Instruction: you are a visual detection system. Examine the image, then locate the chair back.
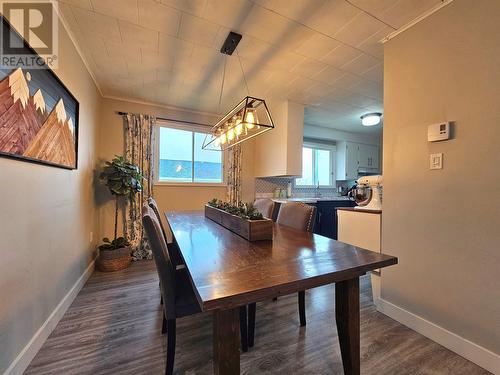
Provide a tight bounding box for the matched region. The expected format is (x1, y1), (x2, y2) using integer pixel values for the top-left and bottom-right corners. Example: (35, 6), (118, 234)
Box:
(276, 202), (317, 232)
(142, 205), (176, 318)
(254, 198), (276, 221)
(148, 197), (168, 240)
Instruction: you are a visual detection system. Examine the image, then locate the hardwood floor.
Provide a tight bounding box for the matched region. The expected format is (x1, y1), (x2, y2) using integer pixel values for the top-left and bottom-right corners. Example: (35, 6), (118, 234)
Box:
(26, 261), (490, 375)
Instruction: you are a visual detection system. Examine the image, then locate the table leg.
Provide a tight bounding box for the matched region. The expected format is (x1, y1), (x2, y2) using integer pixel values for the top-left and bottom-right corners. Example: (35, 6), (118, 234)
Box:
(213, 307), (240, 375)
(335, 277), (360, 375)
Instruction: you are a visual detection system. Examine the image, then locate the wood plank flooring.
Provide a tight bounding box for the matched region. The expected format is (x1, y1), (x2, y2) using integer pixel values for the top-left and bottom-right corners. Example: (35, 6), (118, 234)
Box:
(25, 261), (490, 375)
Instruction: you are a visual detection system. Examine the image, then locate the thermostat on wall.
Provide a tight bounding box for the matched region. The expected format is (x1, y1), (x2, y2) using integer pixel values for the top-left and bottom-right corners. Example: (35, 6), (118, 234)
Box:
(428, 122), (450, 142)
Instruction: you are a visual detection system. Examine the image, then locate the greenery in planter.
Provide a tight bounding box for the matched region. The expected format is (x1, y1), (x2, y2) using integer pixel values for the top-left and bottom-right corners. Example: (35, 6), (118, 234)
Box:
(208, 199), (264, 220)
(99, 156), (143, 251)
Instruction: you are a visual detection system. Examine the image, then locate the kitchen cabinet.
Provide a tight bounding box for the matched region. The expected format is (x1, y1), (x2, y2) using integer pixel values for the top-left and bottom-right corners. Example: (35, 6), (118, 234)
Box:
(358, 144), (379, 170)
(336, 141), (380, 180)
(336, 141), (359, 180)
(313, 200), (356, 239)
(254, 100), (304, 177)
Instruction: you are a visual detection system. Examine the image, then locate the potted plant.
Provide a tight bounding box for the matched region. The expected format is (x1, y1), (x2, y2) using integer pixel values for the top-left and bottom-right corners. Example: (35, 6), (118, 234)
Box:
(97, 155), (143, 272)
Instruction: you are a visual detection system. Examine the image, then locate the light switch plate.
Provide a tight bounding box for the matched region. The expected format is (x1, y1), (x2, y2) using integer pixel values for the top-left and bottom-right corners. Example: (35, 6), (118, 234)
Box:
(430, 153), (443, 170)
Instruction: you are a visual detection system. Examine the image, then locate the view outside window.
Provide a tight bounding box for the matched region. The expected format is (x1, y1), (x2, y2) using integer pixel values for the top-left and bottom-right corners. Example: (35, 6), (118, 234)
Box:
(296, 146), (333, 187)
(158, 127), (222, 183)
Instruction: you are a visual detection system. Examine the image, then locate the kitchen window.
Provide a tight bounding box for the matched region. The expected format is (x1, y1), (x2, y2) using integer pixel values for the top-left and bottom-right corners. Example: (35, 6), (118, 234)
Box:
(295, 143), (336, 187)
(156, 125), (224, 185)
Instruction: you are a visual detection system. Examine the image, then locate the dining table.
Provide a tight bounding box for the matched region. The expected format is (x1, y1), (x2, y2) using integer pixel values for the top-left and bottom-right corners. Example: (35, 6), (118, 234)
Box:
(165, 210), (398, 375)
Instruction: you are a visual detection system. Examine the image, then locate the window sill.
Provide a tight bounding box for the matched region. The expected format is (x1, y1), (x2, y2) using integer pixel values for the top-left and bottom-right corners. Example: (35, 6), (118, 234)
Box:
(155, 181), (227, 187)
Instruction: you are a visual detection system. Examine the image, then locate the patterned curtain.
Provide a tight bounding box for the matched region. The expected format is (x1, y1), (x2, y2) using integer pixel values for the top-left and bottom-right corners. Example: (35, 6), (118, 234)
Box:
(226, 144), (242, 205)
(123, 113), (156, 260)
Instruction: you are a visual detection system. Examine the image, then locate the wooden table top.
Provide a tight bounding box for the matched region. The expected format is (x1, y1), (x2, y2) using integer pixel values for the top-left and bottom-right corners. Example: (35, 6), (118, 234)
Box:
(166, 211), (397, 311)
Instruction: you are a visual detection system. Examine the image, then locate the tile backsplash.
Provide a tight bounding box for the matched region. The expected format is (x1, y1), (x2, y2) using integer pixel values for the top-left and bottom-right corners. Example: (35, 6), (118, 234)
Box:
(255, 177), (353, 198)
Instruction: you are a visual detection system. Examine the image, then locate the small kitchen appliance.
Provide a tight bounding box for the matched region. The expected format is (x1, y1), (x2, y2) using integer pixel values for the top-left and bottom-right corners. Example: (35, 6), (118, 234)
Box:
(352, 175), (383, 211)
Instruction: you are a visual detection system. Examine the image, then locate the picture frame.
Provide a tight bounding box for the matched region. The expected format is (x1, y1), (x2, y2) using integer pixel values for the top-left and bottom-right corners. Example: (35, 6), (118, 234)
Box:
(0, 16), (79, 170)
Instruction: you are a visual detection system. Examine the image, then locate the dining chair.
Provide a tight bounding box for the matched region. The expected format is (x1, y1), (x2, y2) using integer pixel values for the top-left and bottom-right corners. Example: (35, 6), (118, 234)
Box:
(148, 197), (184, 269)
(246, 202), (317, 350)
(253, 198), (277, 221)
(276, 202), (317, 327)
(142, 206), (250, 374)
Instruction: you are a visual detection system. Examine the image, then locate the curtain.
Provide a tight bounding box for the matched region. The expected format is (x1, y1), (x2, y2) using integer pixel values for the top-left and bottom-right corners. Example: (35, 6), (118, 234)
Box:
(123, 113), (156, 260)
(226, 144), (242, 205)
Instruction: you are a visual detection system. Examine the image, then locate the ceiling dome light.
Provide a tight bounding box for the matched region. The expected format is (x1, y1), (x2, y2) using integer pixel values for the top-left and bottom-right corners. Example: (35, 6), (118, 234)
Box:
(361, 112), (382, 126)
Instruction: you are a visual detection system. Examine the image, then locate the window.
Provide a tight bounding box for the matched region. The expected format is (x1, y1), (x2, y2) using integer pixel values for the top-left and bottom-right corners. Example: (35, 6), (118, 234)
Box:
(295, 143), (335, 187)
(157, 125), (223, 184)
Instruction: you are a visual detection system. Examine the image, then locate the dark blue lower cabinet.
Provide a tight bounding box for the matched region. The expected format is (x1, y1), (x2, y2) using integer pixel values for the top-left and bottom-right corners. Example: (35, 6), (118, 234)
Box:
(312, 200), (355, 240)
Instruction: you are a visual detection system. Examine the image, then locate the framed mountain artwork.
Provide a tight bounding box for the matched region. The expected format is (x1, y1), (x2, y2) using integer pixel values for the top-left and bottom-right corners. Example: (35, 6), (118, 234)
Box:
(0, 16), (79, 170)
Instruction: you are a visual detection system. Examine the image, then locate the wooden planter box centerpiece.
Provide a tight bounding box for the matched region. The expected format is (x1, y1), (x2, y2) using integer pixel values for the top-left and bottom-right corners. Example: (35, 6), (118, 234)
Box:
(205, 204), (273, 241)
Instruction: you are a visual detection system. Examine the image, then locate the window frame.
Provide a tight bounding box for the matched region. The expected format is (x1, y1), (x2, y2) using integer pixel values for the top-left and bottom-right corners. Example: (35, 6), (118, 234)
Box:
(295, 142), (336, 188)
(154, 122), (226, 187)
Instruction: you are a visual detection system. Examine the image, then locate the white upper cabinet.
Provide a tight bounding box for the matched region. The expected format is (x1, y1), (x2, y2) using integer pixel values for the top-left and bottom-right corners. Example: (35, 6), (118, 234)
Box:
(336, 141), (359, 180)
(253, 101), (304, 177)
(336, 142), (380, 180)
(358, 144), (379, 170)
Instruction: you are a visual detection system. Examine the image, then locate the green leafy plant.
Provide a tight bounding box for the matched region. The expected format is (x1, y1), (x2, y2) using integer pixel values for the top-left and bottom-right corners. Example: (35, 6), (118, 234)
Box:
(208, 199), (264, 220)
(99, 156), (143, 251)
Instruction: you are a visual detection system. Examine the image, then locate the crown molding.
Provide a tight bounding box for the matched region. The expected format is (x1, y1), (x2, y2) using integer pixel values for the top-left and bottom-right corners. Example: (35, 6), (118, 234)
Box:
(381, 0), (454, 44)
(54, 4), (104, 97)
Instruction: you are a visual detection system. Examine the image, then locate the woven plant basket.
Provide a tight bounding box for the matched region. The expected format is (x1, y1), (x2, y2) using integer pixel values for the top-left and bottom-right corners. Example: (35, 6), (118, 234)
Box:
(97, 246), (131, 272)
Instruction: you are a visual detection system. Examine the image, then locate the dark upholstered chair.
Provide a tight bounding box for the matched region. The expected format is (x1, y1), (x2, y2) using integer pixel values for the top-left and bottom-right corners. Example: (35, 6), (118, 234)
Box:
(142, 205), (200, 375)
(276, 202), (317, 326)
(254, 198), (277, 221)
(143, 206), (250, 374)
(246, 202), (317, 349)
(148, 197), (184, 269)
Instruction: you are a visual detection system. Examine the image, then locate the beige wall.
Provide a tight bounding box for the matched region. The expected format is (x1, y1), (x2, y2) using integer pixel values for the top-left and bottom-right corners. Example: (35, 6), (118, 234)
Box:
(0, 23), (101, 373)
(97, 98), (255, 243)
(382, 0), (500, 357)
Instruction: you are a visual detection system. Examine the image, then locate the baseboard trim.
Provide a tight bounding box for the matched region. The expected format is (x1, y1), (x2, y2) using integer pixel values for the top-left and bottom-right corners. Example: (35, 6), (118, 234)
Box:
(3, 259), (95, 375)
(377, 298), (500, 374)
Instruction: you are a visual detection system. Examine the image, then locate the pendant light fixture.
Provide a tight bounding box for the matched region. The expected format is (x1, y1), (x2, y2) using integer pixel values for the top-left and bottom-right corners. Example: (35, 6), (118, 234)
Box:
(202, 32), (275, 151)
(361, 112), (382, 126)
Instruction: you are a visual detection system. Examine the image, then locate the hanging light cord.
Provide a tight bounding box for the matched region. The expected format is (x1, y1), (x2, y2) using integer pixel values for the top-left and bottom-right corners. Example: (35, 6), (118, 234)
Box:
(218, 55), (228, 113)
(236, 51), (250, 96)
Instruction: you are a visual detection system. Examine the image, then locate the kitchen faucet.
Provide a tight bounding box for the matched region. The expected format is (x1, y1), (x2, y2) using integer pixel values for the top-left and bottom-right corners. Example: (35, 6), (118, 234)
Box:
(315, 182), (322, 198)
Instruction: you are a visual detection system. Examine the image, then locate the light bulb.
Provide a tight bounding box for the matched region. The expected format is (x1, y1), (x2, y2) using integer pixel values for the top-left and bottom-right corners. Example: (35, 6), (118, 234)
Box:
(235, 116), (243, 135)
(245, 109), (256, 129)
(220, 132), (227, 144)
(227, 128), (235, 141)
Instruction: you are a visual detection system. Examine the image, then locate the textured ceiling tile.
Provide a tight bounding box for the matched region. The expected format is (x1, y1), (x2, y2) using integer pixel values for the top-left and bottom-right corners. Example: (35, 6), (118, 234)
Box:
(312, 65), (346, 86)
(334, 12), (387, 46)
(119, 20), (160, 51)
(58, 0), (93, 10)
(290, 57), (329, 79)
(361, 62), (383, 83)
(305, 0), (360, 37)
(138, 0), (181, 36)
(92, 54), (128, 76)
(202, 0), (254, 29)
(381, 0), (442, 29)
(294, 32), (340, 60)
(320, 43), (363, 68)
(348, 78), (383, 99)
(90, 0), (139, 23)
(160, 0), (207, 16)
(105, 41), (141, 64)
(178, 13), (220, 47)
(331, 72), (365, 90)
(341, 53), (381, 75)
(71, 7), (121, 41)
(265, 50), (304, 71)
(356, 26), (392, 59)
(239, 5), (298, 45)
(347, 0), (399, 18)
(252, 0), (327, 23)
(235, 35), (272, 62)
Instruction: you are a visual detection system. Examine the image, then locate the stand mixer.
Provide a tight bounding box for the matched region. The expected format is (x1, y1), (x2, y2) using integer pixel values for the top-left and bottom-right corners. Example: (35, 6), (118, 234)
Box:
(352, 175), (383, 211)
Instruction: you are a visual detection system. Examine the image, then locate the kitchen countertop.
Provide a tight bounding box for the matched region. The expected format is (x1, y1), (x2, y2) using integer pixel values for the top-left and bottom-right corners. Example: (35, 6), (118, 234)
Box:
(337, 207), (382, 214)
